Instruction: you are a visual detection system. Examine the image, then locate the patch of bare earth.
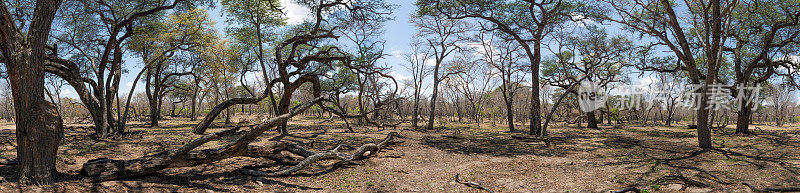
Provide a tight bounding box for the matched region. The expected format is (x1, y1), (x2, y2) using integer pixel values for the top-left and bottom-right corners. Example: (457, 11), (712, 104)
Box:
(0, 118), (798, 192)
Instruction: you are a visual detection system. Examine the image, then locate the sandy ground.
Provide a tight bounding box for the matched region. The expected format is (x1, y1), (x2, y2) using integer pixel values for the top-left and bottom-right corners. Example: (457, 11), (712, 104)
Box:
(0, 117), (798, 192)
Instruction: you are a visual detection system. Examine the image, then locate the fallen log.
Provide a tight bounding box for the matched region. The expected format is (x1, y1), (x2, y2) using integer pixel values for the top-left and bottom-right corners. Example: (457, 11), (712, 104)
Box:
(81, 110), (400, 181)
(242, 132), (399, 176)
(81, 98), (321, 181)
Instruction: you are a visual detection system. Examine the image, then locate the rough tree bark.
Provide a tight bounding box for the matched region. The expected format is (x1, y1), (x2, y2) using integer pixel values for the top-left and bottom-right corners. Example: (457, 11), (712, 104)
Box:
(0, 0), (64, 184)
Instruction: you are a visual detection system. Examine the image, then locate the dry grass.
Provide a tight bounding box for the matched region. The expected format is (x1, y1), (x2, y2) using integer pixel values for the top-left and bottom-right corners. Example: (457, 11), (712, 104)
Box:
(0, 117), (798, 192)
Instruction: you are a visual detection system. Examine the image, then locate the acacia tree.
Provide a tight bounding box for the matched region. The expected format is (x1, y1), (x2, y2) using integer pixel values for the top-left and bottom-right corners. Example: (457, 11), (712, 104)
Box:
(405, 40), (431, 128)
(335, 3), (394, 127)
(47, 0), (202, 137)
(542, 26), (632, 128)
(766, 82), (795, 126)
(199, 38), (250, 125)
(127, 8), (215, 127)
(83, 0), (401, 181)
(452, 43), (494, 125)
(599, 0), (737, 148)
(0, 0), (63, 184)
(478, 32), (525, 131)
(418, 0), (579, 136)
(652, 70), (685, 126)
(724, 0), (800, 134)
(222, 0), (284, 118)
(411, 13), (469, 130)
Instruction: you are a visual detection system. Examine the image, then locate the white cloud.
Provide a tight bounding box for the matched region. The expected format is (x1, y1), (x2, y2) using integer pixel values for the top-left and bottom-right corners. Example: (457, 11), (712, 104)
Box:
(569, 13), (596, 27)
(390, 50), (404, 56)
(388, 71), (411, 82)
(639, 75), (658, 86)
(61, 89), (72, 95)
(125, 82), (133, 87)
(281, 0), (311, 25)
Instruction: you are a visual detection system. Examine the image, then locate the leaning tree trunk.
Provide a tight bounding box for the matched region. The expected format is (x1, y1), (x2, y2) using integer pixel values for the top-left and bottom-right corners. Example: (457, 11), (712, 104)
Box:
(192, 96), (266, 134)
(119, 66), (147, 134)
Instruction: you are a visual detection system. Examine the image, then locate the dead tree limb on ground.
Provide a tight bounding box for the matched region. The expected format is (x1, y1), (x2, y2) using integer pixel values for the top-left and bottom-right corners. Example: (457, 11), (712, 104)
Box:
(242, 132), (399, 176)
(80, 98), (401, 181)
(81, 98), (320, 181)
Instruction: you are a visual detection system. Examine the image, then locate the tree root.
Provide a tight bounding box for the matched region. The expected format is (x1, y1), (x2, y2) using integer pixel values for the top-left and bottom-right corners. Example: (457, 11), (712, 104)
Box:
(242, 132), (400, 177)
(454, 173), (493, 193)
(743, 182), (800, 192)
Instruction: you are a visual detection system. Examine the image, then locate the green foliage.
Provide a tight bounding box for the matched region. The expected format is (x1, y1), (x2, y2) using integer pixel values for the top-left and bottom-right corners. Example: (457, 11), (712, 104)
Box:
(416, 0), (581, 38)
(128, 8), (216, 60)
(542, 26), (633, 88)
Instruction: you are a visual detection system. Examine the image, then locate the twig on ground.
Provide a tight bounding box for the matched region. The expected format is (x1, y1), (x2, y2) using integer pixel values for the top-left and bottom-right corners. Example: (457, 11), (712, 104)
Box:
(454, 173), (493, 193)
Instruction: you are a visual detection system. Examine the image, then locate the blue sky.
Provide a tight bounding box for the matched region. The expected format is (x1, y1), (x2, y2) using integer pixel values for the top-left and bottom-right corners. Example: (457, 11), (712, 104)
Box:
(59, 0), (418, 99)
(52, 0), (690, 100)
(54, 0), (799, 104)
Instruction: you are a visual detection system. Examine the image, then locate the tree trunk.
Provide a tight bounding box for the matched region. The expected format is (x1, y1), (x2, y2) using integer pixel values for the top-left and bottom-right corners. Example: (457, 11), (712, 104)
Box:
(528, 38), (542, 136)
(149, 96), (160, 127)
(586, 111), (598, 129)
(426, 69), (441, 130)
(505, 99), (515, 132)
(411, 94), (420, 128)
(192, 96), (266, 134)
(666, 108), (675, 126)
(1, 0), (64, 184)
